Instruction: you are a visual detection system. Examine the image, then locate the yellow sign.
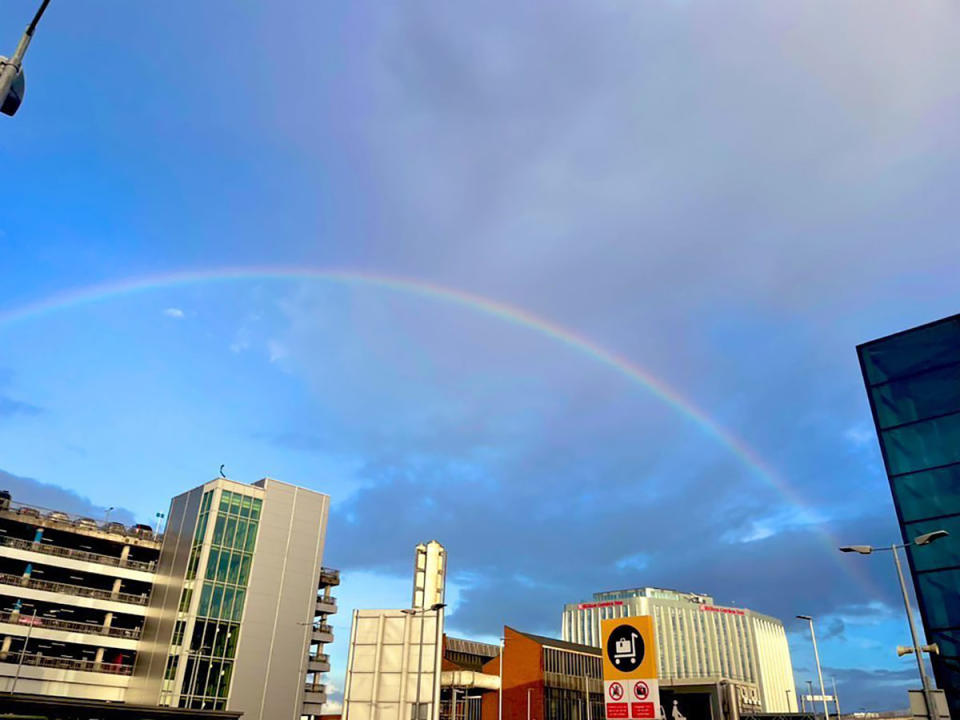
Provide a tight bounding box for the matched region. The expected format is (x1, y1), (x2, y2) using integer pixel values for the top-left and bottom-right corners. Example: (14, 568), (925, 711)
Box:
(601, 616), (658, 680)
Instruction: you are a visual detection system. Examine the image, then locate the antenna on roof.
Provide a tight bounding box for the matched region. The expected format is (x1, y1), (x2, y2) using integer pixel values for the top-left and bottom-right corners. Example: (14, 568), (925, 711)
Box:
(219, 464), (227, 478)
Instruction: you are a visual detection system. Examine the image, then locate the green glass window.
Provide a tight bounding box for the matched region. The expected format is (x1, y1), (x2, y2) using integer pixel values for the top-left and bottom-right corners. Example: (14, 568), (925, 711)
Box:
(905, 517), (960, 572)
(219, 491), (232, 514)
(205, 549), (219, 580)
(172, 620), (186, 646)
(198, 584), (212, 616)
(228, 553), (241, 584)
(871, 363), (960, 430)
(224, 517), (237, 548)
(861, 318), (960, 385)
(230, 492), (241, 516)
(217, 550), (230, 582)
(212, 515), (225, 546)
(240, 496), (252, 518)
(244, 526), (257, 552)
(210, 585), (224, 618)
(251, 499), (262, 521)
(222, 587), (235, 620)
(917, 569), (960, 630)
(882, 413), (960, 476)
(239, 555), (252, 585)
(232, 589), (246, 622)
(893, 465), (960, 523)
(164, 654), (179, 680)
(233, 520), (247, 551)
(178, 588), (193, 613)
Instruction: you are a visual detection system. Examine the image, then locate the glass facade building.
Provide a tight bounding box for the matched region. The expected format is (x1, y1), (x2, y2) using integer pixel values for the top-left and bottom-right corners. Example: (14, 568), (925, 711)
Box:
(858, 313), (960, 715)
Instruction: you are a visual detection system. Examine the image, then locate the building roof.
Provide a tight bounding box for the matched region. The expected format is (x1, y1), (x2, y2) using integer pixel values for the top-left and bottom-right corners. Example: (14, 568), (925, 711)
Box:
(513, 629), (601, 655)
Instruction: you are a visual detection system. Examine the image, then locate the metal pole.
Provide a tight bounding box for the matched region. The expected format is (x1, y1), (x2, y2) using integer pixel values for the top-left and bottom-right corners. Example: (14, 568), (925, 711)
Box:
(832, 678), (840, 720)
(584, 675), (592, 720)
(499, 638), (504, 720)
(527, 688), (531, 720)
(0, 0), (51, 103)
(786, 690), (792, 713)
(807, 681), (814, 717)
(432, 607), (444, 720)
(894, 544), (937, 720)
(414, 610), (426, 720)
(805, 619), (830, 720)
(11, 608), (37, 693)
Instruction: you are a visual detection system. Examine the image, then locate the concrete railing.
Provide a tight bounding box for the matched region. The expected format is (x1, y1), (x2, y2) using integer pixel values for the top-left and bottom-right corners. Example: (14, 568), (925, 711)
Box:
(0, 610), (141, 639)
(0, 535), (156, 572)
(0, 650), (133, 675)
(0, 573), (149, 606)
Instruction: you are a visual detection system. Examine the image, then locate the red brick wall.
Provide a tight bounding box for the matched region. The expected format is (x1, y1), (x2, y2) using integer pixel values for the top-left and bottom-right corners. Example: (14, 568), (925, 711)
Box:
(480, 628), (545, 720)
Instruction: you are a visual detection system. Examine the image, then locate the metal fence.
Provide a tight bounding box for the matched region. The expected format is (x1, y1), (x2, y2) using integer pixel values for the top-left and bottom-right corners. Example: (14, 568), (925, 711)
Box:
(0, 572), (149, 605)
(0, 610), (141, 639)
(0, 535), (156, 572)
(0, 650), (133, 675)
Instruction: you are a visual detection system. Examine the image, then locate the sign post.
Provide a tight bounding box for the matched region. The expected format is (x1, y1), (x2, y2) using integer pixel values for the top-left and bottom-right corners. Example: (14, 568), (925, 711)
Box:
(602, 616), (660, 720)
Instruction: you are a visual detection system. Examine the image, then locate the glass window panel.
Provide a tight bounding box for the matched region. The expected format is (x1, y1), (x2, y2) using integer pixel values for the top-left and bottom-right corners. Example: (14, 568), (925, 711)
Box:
(179, 588), (193, 613)
(894, 465), (960, 523)
(205, 549), (219, 580)
(233, 589), (246, 622)
(233, 521), (247, 551)
(239, 555), (252, 585)
(917, 568), (960, 629)
(218, 660), (234, 698)
(222, 587), (236, 622)
(205, 659), (221, 697)
(225, 624), (239, 657)
(240, 496), (252, 518)
(882, 414), (960, 476)
(210, 585), (224, 619)
(904, 517), (960, 572)
(860, 319), (960, 385)
(251, 499), (262, 521)
(871, 363), (960, 429)
(230, 493), (242, 516)
(201, 491), (212, 512)
(224, 517), (237, 548)
(181, 657), (196, 696)
(213, 622), (229, 656)
(244, 525), (257, 552)
(228, 552), (241, 585)
(217, 551), (230, 582)
(219, 491), (232, 513)
(193, 514), (208, 543)
(198, 585), (211, 616)
(212, 516), (225, 546)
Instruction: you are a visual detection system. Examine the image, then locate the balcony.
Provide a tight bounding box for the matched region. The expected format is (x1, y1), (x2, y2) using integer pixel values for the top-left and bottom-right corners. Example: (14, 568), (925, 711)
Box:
(311, 623), (334, 644)
(307, 652), (330, 672)
(0, 610), (141, 640)
(316, 595), (337, 615)
(303, 682), (326, 705)
(0, 650), (133, 676)
(0, 535), (156, 572)
(319, 567), (340, 586)
(0, 572), (149, 606)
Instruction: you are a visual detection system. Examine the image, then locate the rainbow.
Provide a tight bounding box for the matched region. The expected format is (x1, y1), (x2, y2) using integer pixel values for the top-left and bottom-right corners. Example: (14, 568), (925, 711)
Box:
(0, 266), (872, 589)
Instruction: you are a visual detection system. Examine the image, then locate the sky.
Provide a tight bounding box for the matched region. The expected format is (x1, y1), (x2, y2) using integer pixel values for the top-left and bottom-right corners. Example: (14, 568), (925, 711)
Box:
(2, 0), (960, 712)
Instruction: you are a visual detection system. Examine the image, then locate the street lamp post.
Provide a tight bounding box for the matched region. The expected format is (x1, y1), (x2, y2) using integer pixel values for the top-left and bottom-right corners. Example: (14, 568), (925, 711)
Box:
(797, 616), (830, 720)
(11, 607), (37, 693)
(840, 529), (950, 720)
(0, 0), (51, 115)
(832, 677), (841, 720)
(402, 602), (447, 720)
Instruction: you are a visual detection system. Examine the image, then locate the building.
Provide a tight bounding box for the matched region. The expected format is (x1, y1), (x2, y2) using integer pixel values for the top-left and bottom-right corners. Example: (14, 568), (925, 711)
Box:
(129, 476), (336, 720)
(562, 587), (796, 713)
(857, 313), (960, 716)
(0, 475), (339, 720)
(0, 495), (160, 700)
(342, 540), (448, 720)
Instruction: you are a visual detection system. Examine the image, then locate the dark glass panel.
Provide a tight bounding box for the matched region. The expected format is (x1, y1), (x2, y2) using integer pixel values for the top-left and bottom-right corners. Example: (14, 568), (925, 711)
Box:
(240, 496), (252, 518)
(232, 521), (247, 551)
(222, 587), (235, 621)
(903, 517), (960, 571)
(894, 465), (960, 522)
(230, 493), (241, 516)
(210, 585), (224, 619)
(228, 552), (241, 585)
(860, 318), (960, 385)
(180, 656), (196, 696)
(217, 551), (230, 582)
(224, 517), (237, 548)
(872, 363), (960, 429)
(198, 584), (212, 616)
(244, 524), (258, 552)
(212, 516), (225, 546)
(917, 568), (960, 629)
(250, 499), (262, 521)
(882, 414), (960, 476)
(218, 660), (234, 698)
(219, 492), (231, 514)
(205, 549), (219, 580)
(233, 589), (246, 622)
(239, 554), (252, 585)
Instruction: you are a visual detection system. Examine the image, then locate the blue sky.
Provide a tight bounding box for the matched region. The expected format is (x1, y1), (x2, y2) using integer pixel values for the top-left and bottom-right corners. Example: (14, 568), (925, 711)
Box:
(2, 0), (960, 711)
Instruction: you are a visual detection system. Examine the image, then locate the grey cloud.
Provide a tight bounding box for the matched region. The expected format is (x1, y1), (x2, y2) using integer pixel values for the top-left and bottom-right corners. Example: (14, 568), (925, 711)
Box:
(0, 469), (136, 525)
(0, 395), (42, 418)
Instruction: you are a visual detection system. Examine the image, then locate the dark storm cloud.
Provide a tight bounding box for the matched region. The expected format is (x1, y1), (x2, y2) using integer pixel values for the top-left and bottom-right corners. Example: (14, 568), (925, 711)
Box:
(0, 468), (136, 524)
(824, 667), (917, 714)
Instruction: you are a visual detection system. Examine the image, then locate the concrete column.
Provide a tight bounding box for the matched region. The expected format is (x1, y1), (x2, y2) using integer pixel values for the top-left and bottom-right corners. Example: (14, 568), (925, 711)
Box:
(1, 635), (11, 660)
(111, 578), (122, 598)
(94, 647), (105, 669)
(102, 612), (114, 634)
(120, 545), (131, 565)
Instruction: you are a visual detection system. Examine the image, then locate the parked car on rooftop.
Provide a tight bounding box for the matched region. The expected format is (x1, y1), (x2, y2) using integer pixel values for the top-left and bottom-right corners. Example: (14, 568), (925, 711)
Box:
(76, 517), (98, 530)
(46, 511), (69, 523)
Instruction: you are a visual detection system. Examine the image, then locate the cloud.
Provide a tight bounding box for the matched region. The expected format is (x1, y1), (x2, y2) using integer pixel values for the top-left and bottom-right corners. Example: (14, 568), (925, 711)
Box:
(0, 468), (136, 524)
(0, 396), (42, 418)
(163, 307), (185, 318)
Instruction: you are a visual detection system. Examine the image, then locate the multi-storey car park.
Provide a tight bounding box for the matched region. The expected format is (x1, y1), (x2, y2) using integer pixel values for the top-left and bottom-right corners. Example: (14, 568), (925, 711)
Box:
(0, 476), (339, 720)
(0, 491), (160, 700)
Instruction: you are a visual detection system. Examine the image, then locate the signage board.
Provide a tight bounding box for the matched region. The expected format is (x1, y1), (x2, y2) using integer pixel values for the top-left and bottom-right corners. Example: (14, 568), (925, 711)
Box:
(602, 616), (659, 720)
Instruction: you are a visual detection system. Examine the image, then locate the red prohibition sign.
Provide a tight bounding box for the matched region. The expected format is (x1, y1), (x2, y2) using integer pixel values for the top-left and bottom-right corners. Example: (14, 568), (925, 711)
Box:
(609, 682), (624, 701)
(634, 681), (649, 700)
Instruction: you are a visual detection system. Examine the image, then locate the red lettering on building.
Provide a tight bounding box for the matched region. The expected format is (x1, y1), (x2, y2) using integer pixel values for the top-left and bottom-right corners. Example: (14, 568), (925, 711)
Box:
(700, 606), (745, 616)
(578, 601), (625, 610)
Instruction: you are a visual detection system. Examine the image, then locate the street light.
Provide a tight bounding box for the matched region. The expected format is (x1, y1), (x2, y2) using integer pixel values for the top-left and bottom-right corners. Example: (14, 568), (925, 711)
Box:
(402, 602), (447, 720)
(839, 529), (949, 720)
(0, 0), (52, 117)
(796, 616), (830, 720)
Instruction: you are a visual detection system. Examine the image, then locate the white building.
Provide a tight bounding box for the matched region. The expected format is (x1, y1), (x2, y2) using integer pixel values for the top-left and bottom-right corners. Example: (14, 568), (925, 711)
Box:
(343, 540), (448, 720)
(562, 587), (797, 713)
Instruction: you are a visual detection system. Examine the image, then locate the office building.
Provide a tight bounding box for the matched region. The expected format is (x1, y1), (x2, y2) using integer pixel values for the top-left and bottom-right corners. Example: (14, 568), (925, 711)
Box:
(342, 541), (447, 720)
(858, 313), (960, 716)
(0, 496), (159, 699)
(562, 587), (796, 713)
(130, 476), (335, 720)
(0, 475), (338, 720)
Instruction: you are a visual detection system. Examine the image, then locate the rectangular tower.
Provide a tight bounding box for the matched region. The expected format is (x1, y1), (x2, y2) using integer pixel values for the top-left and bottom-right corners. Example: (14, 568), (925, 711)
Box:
(858, 313), (960, 716)
(130, 476), (334, 720)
